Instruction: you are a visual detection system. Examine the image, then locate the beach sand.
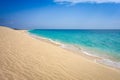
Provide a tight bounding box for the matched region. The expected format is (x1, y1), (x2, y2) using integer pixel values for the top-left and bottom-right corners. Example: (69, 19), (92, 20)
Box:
(0, 26), (120, 80)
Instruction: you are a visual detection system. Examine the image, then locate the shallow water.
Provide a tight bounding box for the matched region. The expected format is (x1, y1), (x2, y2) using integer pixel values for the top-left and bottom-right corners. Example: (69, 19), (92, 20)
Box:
(29, 29), (120, 68)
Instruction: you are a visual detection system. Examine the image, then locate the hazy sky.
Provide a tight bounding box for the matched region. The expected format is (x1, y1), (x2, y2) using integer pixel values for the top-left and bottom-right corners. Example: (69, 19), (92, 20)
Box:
(0, 0), (120, 29)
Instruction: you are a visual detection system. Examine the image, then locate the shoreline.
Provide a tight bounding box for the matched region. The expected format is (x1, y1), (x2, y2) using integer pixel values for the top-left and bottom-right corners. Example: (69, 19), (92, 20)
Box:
(27, 31), (120, 70)
(1, 26), (120, 80)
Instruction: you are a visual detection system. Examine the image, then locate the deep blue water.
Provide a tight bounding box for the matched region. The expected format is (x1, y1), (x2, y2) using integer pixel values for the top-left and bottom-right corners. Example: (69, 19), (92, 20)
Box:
(29, 29), (120, 62)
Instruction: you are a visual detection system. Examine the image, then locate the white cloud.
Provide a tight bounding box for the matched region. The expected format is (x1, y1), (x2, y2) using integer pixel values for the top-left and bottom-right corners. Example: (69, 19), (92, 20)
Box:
(54, 0), (120, 4)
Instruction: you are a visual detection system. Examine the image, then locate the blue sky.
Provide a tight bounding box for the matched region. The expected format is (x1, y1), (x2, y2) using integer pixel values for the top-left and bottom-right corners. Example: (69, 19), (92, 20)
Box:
(0, 0), (120, 29)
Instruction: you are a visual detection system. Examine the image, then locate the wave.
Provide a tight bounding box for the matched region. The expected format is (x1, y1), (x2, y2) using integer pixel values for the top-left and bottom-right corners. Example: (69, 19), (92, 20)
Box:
(96, 59), (120, 69)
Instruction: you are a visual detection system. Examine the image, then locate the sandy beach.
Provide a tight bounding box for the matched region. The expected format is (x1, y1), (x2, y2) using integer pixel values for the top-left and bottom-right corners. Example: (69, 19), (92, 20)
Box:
(0, 26), (120, 80)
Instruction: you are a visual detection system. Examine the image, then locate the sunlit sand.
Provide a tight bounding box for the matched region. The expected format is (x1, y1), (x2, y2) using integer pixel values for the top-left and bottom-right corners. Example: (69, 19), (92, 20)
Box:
(0, 26), (120, 80)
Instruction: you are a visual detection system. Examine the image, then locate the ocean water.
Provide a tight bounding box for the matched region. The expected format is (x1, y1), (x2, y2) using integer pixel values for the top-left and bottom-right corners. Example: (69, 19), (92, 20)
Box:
(29, 29), (120, 68)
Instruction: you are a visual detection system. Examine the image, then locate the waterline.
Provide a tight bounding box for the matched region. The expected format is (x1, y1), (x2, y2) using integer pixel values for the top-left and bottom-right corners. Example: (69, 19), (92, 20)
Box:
(28, 29), (120, 69)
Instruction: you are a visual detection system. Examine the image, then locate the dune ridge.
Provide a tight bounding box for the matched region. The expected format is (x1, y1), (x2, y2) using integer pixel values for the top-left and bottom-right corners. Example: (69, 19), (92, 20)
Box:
(0, 26), (120, 80)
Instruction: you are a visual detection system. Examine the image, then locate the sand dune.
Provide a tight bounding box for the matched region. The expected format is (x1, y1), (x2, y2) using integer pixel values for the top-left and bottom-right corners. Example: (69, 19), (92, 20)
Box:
(0, 26), (120, 80)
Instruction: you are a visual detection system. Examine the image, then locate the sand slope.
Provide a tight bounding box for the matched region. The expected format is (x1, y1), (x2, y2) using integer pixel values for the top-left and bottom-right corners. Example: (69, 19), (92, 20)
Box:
(0, 26), (120, 80)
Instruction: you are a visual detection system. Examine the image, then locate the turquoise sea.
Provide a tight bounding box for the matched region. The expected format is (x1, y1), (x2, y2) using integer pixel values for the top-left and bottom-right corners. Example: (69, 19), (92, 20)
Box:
(29, 29), (120, 68)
